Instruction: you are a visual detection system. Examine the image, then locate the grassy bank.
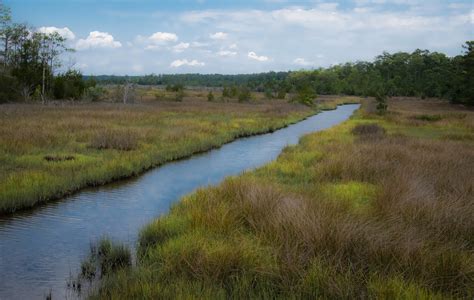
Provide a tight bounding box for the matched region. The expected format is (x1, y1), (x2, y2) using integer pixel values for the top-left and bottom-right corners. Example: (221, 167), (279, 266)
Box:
(0, 95), (355, 214)
(91, 98), (474, 299)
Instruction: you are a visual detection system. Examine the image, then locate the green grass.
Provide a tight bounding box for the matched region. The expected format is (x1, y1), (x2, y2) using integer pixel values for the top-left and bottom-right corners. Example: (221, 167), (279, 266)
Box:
(2, 96), (358, 214)
(90, 98), (474, 299)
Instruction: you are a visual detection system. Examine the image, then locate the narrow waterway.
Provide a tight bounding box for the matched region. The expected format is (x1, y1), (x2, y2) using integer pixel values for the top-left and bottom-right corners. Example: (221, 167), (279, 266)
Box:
(0, 104), (359, 299)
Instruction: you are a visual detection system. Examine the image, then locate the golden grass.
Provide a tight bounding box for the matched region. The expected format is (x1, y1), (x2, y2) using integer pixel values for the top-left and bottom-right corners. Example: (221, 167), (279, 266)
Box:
(91, 98), (474, 299)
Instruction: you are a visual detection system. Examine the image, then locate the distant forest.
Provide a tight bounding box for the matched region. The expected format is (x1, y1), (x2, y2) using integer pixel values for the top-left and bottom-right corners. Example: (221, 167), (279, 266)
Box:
(92, 43), (474, 106)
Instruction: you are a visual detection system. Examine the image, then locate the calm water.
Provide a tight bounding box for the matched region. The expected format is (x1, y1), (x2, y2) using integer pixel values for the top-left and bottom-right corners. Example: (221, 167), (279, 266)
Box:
(0, 104), (358, 299)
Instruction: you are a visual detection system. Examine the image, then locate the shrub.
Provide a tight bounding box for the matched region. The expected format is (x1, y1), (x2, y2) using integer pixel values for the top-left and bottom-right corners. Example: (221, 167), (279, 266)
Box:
(414, 114), (442, 122)
(207, 91), (215, 102)
(84, 86), (106, 102)
(375, 93), (388, 114)
(43, 155), (75, 162)
(238, 86), (251, 102)
(175, 90), (185, 102)
(351, 123), (386, 136)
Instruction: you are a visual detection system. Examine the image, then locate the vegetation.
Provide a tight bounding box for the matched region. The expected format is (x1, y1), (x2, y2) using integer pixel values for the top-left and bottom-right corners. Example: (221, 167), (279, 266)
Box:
(0, 2), (94, 103)
(91, 98), (474, 299)
(0, 95), (329, 214)
(89, 43), (473, 106)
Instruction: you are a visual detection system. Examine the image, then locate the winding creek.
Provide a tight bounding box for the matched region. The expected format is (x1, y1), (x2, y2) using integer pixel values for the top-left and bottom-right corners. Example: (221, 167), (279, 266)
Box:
(0, 104), (359, 299)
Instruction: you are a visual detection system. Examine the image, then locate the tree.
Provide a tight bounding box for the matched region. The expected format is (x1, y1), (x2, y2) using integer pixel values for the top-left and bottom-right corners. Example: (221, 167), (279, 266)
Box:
(459, 41), (474, 105)
(53, 69), (86, 100)
(0, 1), (11, 67)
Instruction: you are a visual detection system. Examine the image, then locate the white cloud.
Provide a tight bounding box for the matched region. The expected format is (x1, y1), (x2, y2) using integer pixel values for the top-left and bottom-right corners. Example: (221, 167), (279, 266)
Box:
(37, 26), (75, 40)
(173, 42), (190, 52)
(228, 43), (238, 50)
(76, 31), (122, 50)
(170, 59), (205, 68)
(294, 58), (313, 66)
(217, 50), (237, 57)
(149, 32), (178, 43)
(248, 51), (269, 62)
(210, 32), (228, 40)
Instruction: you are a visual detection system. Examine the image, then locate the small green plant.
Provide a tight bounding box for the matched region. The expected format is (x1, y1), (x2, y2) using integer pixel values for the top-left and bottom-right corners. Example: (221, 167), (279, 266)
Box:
(414, 114), (442, 122)
(238, 86), (251, 102)
(84, 86), (106, 102)
(207, 91), (215, 102)
(175, 89), (185, 102)
(264, 88), (274, 99)
(351, 123), (385, 137)
(375, 93), (388, 114)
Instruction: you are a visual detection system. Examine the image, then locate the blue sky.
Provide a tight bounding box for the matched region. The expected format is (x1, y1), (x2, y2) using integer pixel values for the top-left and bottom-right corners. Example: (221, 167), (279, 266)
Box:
(5, 0), (473, 75)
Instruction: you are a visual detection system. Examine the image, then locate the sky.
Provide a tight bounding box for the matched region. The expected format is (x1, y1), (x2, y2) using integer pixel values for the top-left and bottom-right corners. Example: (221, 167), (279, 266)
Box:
(5, 0), (474, 75)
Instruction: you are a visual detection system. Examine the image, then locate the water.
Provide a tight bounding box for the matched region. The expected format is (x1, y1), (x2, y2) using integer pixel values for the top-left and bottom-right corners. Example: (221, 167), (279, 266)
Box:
(0, 104), (358, 299)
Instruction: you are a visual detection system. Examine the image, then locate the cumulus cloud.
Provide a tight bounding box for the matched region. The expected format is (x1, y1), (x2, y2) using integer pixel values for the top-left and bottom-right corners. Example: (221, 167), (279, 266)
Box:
(248, 51), (269, 62)
(217, 50), (237, 57)
(170, 59), (205, 67)
(210, 32), (228, 40)
(173, 42), (190, 52)
(76, 31), (121, 50)
(149, 32), (178, 43)
(37, 26), (75, 40)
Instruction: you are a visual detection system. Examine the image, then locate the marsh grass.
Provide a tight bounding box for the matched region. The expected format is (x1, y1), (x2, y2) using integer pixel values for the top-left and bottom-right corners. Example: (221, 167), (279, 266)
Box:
(92, 98), (474, 299)
(90, 129), (139, 151)
(1, 94), (351, 214)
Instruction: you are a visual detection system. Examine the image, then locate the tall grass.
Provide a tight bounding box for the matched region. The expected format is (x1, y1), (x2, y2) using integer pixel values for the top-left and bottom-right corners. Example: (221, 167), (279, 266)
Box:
(91, 98), (474, 299)
(1, 95), (353, 214)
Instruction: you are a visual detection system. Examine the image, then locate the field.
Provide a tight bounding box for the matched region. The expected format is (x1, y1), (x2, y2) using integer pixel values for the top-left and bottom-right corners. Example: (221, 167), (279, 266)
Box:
(0, 90), (355, 214)
(89, 98), (474, 299)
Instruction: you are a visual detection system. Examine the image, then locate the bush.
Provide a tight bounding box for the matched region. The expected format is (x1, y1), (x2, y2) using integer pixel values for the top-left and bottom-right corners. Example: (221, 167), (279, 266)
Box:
(0, 73), (20, 102)
(84, 86), (106, 102)
(238, 86), (251, 102)
(414, 114), (442, 122)
(351, 124), (386, 136)
(207, 91), (215, 102)
(175, 90), (185, 102)
(375, 93), (388, 114)
(53, 70), (86, 100)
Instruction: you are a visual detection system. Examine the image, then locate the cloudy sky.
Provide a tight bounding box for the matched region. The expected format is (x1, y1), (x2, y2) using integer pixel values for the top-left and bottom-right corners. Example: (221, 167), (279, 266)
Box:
(6, 0), (473, 75)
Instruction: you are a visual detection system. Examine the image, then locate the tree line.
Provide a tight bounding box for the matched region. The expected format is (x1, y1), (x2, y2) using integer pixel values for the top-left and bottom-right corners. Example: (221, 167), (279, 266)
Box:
(92, 43), (473, 106)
